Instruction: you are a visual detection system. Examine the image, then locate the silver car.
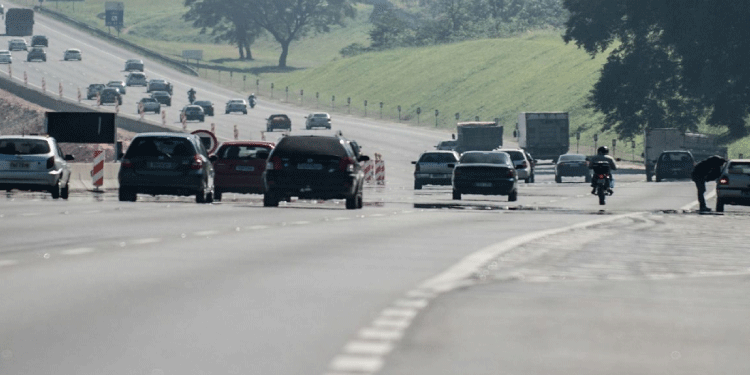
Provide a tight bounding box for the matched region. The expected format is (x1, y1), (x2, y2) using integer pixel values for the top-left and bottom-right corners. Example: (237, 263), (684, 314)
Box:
(0, 50), (11, 64)
(0, 135), (74, 199)
(715, 159), (750, 212)
(412, 150), (460, 189)
(305, 112), (332, 129)
(496, 148), (534, 183)
(8, 39), (27, 51)
(126, 72), (147, 86)
(63, 48), (81, 61)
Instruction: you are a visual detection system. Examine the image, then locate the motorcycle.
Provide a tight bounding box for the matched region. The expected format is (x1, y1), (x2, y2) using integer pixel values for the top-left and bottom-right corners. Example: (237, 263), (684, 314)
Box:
(248, 96), (256, 108)
(591, 161), (613, 205)
(188, 90), (196, 104)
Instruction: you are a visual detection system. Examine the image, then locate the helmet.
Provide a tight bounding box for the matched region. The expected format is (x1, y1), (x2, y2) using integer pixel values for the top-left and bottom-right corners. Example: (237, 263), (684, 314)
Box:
(597, 146), (609, 155)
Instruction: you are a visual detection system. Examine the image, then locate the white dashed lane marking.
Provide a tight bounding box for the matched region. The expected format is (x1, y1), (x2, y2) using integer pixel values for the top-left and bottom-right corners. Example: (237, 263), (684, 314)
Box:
(343, 341), (393, 356)
(329, 355), (383, 373)
(131, 238), (161, 245)
(60, 248), (95, 255)
(194, 230), (220, 237)
(0, 260), (19, 267)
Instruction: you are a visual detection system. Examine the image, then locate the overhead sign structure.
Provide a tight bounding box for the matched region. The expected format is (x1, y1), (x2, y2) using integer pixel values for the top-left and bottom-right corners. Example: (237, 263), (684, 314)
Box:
(191, 130), (217, 154)
(104, 2), (123, 27)
(182, 50), (203, 61)
(45, 112), (117, 144)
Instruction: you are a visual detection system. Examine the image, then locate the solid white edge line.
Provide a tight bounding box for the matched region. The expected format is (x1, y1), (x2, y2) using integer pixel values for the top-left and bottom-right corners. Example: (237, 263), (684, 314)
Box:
(0, 260), (19, 267)
(680, 188), (717, 211)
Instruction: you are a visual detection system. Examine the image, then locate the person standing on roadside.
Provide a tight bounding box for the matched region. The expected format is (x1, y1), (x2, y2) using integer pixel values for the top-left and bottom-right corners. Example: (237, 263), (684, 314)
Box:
(691, 155), (727, 212)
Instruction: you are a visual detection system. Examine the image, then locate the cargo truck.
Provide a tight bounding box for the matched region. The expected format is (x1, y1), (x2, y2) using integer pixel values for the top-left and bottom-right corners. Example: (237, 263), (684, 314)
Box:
(516, 112), (569, 161)
(5, 8), (34, 36)
(643, 128), (727, 181)
(454, 121), (503, 154)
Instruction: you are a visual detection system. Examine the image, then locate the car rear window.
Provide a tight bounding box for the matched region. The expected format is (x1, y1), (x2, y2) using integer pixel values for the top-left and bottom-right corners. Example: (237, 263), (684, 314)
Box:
(125, 137), (195, 158)
(218, 145), (272, 160)
(459, 152), (509, 164)
(273, 137), (348, 158)
(728, 162), (750, 174)
(559, 154), (586, 162)
(313, 114), (328, 118)
(0, 139), (50, 155)
(500, 150), (524, 161)
(419, 153), (457, 163)
(660, 153), (692, 162)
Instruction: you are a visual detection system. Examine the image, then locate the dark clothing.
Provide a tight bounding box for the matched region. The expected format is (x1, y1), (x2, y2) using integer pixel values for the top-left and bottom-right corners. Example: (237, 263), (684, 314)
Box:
(589, 154), (617, 188)
(691, 155), (726, 182)
(695, 179), (707, 210)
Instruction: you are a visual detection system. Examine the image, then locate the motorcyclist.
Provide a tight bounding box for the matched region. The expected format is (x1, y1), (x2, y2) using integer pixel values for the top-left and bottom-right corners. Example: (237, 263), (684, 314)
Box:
(691, 155), (727, 212)
(589, 146), (617, 195)
(187, 88), (196, 104)
(248, 93), (256, 108)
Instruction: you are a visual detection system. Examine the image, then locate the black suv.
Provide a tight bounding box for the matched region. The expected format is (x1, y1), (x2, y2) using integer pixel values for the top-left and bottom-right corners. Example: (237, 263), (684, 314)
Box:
(654, 150), (695, 182)
(99, 87), (122, 105)
(263, 135), (369, 209)
(26, 47), (46, 62)
(181, 105), (205, 122)
(118, 133), (215, 203)
(87, 83), (105, 99)
(31, 35), (48, 47)
(266, 114), (292, 132)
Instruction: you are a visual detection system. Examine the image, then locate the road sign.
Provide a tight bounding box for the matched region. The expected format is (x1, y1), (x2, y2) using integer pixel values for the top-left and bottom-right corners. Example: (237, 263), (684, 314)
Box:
(182, 50), (203, 60)
(105, 2), (124, 27)
(191, 130), (218, 154)
(45, 112), (117, 144)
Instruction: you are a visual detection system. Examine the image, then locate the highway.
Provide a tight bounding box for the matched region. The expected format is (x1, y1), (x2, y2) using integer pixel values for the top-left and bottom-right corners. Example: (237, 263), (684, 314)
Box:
(1, 10), (750, 375)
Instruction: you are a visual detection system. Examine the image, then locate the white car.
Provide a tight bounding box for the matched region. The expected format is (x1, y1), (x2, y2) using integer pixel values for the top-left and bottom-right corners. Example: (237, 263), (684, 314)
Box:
(0, 135), (75, 199)
(0, 50), (12, 64)
(63, 48), (81, 61)
(496, 148), (535, 183)
(8, 39), (27, 51)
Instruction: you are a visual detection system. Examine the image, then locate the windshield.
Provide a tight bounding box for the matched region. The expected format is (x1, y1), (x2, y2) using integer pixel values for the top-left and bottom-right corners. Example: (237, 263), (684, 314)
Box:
(459, 152), (509, 164)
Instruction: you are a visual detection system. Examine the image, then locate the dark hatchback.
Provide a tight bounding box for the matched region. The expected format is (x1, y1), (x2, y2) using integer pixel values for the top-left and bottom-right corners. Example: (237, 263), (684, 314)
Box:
(151, 91), (172, 106)
(266, 114), (292, 132)
(654, 150), (695, 182)
(118, 133), (215, 203)
(450, 151), (518, 201)
(87, 83), (105, 99)
(262, 135), (369, 209)
(99, 87), (122, 105)
(555, 153), (591, 182)
(193, 100), (214, 116)
(210, 141), (274, 201)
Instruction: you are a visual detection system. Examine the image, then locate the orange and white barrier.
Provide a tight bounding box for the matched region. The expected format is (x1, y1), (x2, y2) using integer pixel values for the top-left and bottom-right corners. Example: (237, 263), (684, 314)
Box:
(92, 150), (104, 189)
(77, 88), (81, 103)
(23, 71), (27, 85)
(364, 153), (385, 185)
(364, 160), (374, 183)
(233, 125), (238, 140)
(41, 77), (46, 93)
(58, 82), (63, 98)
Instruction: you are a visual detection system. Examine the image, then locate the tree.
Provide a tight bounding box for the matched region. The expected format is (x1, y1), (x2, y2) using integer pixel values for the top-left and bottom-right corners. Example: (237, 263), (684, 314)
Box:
(183, 0), (262, 60)
(563, 0), (750, 138)
(246, 0), (356, 68)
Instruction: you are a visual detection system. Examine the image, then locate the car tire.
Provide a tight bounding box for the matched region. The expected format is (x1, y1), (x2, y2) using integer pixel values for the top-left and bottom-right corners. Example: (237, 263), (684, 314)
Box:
(655, 174), (662, 182)
(50, 182), (60, 199)
(61, 183), (69, 200)
(205, 191), (214, 204)
(263, 192), (279, 207)
(529, 173), (535, 183)
(356, 190), (364, 209)
(508, 189), (518, 202)
(414, 181), (422, 190)
(118, 188), (136, 202)
(346, 192), (358, 210)
(452, 190), (461, 200)
(585, 174), (591, 183)
(226, 111), (230, 115)
(214, 191), (222, 202)
(716, 198), (724, 213)
(524, 177), (530, 183)
(555, 175), (562, 183)
(243, 111), (247, 115)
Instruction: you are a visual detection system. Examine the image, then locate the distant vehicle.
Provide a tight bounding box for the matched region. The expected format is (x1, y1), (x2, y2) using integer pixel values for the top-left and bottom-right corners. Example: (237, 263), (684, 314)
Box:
(63, 48), (81, 61)
(455, 121), (503, 154)
(716, 159), (750, 212)
(26, 47), (45, 62)
(225, 99), (248, 114)
(266, 114), (292, 132)
(5, 8), (34, 37)
(147, 79), (172, 94)
(137, 97), (161, 114)
(124, 59), (144, 72)
(150, 91), (171, 106)
(654, 150), (695, 182)
(412, 150), (459, 190)
(8, 38), (28, 51)
(180, 105), (205, 122)
(193, 100), (214, 116)
(0, 135), (75, 199)
(87, 83), (106, 100)
(305, 113), (332, 129)
(210, 141), (275, 201)
(99, 87), (122, 105)
(555, 153), (591, 183)
(0, 50), (12, 64)
(30, 35), (47, 47)
(107, 80), (126, 95)
(262, 134), (369, 209)
(516, 112), (569, 161)
(450, 151), (518, 201)
(496, 148), (534, 183)
(118, 133), (215, 203)
(436, 140), (458, 151)
(643, 128), (726, 182)
(126, 72), (147, 86)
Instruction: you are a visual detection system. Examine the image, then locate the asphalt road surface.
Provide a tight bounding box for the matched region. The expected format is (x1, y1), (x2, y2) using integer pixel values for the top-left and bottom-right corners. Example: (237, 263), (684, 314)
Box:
(1, 10), (749, 375)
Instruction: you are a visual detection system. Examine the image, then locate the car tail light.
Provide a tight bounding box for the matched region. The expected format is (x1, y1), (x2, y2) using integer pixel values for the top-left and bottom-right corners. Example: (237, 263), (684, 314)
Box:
(506, 169), (515, 177)
(121, 159), (134, 169)
(46, 156), (55, 169)
(190, 154), (204, 170)
(339, 157), (355, 172)
(267, 156), (282, 171)
(719, 176), (729, 185)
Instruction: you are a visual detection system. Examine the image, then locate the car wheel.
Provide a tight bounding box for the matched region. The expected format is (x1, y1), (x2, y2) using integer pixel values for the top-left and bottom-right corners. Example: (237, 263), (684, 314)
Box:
(243, 110), (247, 114)
(508, 189), (518, 202)
(655, 174), (662, 182)
(555, 175), (562, 183)
(263, 192), (279, 207)
(61, 183), (69, 200)
(214, 191), (222, 202)
(205, 191), (214, 204)
(414, 181), (422, 190)
(716, 198), (724, 213)
(452, 190), (461, 200)
(118, 188), (136, 202)
(226, 111), (230, 114)
(50, 182), (60, 199)
(356, 190), (364, 209)
(524, 177), (530, 183)
(346, 193), (358, 209)
(584, 174), (591, 183)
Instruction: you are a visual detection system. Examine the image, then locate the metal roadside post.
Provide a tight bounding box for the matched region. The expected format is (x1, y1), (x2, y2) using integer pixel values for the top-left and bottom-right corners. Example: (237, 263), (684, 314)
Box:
(364, 100), (367, 117)
(332, 95), (335, 111)
(316, 92), (319, 108)
(243, 75), (246, 91)
(576, 132), (581, 153)
(285, 86), (288, 102)
(397, 105), (401, 122)
(632, 140), (636, 161)
(416, 107), (421, 125)
(435, 109), (439, 127)
(455, 112), (460, 121)
(300, 89), (303, 105)
(612, 139), (617, 158)
(256, 79), (260, 95)
(593, 133), (598, 154)
(379, 102), (383, 119)
(347, 97), (351, 114)
(270, 83), (274, 99)
(77, 88), (81, 103)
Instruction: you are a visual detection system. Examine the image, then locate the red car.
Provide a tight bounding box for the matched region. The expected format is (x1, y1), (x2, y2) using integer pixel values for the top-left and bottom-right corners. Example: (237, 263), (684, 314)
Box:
(210, 141), (274, 201)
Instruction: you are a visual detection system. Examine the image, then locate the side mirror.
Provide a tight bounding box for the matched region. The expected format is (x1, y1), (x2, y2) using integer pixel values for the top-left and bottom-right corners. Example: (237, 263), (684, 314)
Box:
(64, 154), (75, 161)
(447, 163), (455, 168)
(209, 155), (218, 162)
(256, 151), (270, 160)
(411, 161), (417, 164)
(358, 155), (370, 162)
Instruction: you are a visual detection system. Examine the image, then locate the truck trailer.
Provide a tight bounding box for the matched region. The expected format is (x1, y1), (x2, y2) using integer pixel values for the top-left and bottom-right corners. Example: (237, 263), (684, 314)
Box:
(643, 128), (727, 181)
(516, 112), (569, 161)
(454, 121), (503, 154)
(5, 8), (34, 37)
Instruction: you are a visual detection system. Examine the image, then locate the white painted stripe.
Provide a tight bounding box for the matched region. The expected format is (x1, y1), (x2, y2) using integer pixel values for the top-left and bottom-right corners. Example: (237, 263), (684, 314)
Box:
(82, 210), (101, 214)
(405, 289), (435, 299)
(0, 260), (19, 267)
(343, 341), (393, 356)
(290, 221), (310, 225)
(194, 230), (219, 237)
(60, 248), (94, 255)
(393, 298), (429, 309)
(247, 225), (269, 230)
(20, 212), (41, 217)
(333, 217), (350, 221)
(358, 328), (403, 341)
(131, 238), (161, 245)
(680, 189), (717, 211)
(372, 317), (411, 329)
(329, 355), (383, 373)
(381, 308), (418, 319)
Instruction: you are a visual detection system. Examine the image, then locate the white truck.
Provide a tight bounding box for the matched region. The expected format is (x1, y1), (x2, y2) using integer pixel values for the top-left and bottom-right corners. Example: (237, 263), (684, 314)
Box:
(643, 128), (727, 181)
(454, 121), (503, 154)
(516, 112), (569, 161)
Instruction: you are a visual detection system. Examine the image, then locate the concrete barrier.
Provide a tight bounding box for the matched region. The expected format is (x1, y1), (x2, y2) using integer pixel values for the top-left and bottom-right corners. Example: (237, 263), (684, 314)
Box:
(69, 163), (119, 192)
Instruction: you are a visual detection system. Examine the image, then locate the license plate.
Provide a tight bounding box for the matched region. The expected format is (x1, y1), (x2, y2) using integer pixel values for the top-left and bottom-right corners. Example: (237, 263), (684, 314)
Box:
(10, 161), (30, 169)
(430, 174), (446, 178)
(475, 182), (492, 187)
(148, 162), (173, 169)
(236, 165), (255, 172)
(297, 163), (322, 170)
